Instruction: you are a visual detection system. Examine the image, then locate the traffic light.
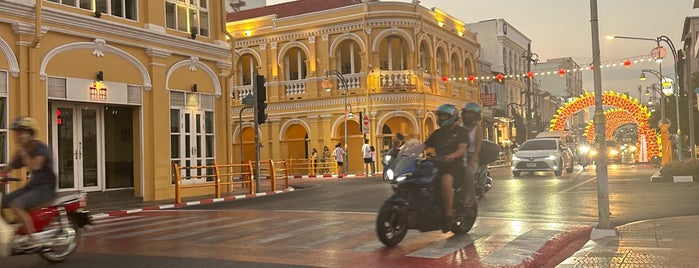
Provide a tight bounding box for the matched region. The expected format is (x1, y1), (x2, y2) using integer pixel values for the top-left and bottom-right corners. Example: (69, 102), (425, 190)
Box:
(255, 75), (267, 124)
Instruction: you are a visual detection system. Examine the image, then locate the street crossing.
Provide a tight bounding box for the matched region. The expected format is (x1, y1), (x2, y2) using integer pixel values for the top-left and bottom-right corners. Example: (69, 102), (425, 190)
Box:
(78, 210), (591, 267)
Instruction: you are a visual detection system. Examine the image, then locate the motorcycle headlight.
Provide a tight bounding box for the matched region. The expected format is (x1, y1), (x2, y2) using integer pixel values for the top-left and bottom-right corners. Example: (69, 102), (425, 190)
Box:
(386, 169), (394, 180)
(579, 145), (590, 154)
(546, 155), (557, 161)
(395, 175), (407, 182)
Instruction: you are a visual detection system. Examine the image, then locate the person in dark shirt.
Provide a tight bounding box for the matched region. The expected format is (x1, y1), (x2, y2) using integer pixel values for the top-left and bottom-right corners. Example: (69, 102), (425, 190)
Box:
(1, 117), (57, 237)
(424, 104), (468, 232)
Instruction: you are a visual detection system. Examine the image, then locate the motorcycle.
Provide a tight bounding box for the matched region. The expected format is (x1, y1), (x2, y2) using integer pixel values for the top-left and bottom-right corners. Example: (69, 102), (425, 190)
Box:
(473, 164), (493, 199)
(376, 139), (477, 246)
(0, 178), (91, 262)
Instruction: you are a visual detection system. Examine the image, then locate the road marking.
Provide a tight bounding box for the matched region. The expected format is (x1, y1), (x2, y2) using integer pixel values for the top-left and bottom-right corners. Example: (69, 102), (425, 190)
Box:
(250, 220), (345, 244)
(483, 229), (561, 266)
(194, 218), (310, 243)
(561, 177), (597, 193)
(289, 225), (374, 248)
(107, 217), (233, 239)
(152, 218), (271, 241)
(84, 216), (199, 236)
(407, 229), (490, 259)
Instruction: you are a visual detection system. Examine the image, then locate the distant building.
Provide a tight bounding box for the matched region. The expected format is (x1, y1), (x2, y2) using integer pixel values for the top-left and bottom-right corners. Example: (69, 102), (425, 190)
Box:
(468, 19), (531, 143)
(228, 0), (480, 173)
(533, 57), (586, 132)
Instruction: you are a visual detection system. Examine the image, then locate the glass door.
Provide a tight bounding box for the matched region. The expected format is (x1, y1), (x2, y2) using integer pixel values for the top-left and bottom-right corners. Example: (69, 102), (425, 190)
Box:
(171, 109), (214, 184)
(51, 103), (102, 192)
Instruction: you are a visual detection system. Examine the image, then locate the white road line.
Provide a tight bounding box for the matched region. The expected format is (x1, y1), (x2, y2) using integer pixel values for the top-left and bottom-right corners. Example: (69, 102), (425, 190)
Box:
(289, 225), (374, 249)
(152, 218), (271, 241)
(482, 229), (561, 266)
(84, 216), (199, 236)
(107, 217), (233, 239)
(353, 231), (422, 252)
(561, 177), (597, 193)
(91, 216), (171, 228)
(195, 218), (309, 243)
(250, 220), (345, 244)
(92, 215), (143, 224)
(407, 231), (486, 259)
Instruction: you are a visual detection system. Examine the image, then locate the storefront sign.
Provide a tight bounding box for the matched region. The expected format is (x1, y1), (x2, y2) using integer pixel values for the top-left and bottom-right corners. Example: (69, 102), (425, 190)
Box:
(480, 93), (497, 106)
(89, 82), (107, 101)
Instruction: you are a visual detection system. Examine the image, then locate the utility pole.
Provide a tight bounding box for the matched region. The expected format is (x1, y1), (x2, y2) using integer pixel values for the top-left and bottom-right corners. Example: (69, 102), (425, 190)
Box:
(590, 0), (611, 229)
(525, 43), (533, 140)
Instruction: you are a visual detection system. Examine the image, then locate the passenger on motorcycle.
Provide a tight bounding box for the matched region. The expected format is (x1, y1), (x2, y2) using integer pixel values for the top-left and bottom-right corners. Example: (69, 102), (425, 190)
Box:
(461, 102), (483, 205)
(424, 104), (468, 232)
(0, 117), (57, 239)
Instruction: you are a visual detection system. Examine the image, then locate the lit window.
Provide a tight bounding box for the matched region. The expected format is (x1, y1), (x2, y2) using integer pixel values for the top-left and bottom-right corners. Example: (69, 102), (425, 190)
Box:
(165, 0), (210, 37)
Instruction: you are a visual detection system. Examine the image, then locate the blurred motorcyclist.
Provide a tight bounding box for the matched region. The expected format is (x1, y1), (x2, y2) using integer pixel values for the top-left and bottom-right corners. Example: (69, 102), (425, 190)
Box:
(0, 117), (57, 245)
(424, 104), (468, 233)
(461, 102), (483, 205)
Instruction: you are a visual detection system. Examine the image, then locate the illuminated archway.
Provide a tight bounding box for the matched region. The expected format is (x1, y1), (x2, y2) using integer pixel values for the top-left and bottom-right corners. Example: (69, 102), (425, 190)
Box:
(550, 90), (659, 160)
(583, 109), (638, 143)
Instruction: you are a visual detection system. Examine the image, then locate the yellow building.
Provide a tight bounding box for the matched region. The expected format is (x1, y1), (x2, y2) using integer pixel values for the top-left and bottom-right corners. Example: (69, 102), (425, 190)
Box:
(0, 1), (234, 201)
(228, 0), (481, 174)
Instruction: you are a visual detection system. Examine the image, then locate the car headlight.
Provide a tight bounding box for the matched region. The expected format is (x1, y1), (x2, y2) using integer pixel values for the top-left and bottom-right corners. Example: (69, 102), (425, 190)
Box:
(546, 155), (557, 161)
(629, 145), (636, 152)
(512, 156), (522, 161)
(589, 149), (597, 156)
(609, 149), (619, 156)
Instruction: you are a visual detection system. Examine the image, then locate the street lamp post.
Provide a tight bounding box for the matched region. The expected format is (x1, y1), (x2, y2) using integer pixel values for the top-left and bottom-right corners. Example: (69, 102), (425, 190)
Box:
(640, 69), (667, 121)
(609, 35), (683, 161)
(325, 70), (349, 176)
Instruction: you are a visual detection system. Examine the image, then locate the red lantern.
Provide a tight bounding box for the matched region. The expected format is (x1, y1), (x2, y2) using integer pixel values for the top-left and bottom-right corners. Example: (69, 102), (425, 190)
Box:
(558, 69), (566, 77)
(589, 65), (595, 71)
(527, 71), (534, 79)
(623, 59), (632, 68)
(468, 75), (475, 83)
(496, 73), (504, 82)
(441, 75), (448, 83)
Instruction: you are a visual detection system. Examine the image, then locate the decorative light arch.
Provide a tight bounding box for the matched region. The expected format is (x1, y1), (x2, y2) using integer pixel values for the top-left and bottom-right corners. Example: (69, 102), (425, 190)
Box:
(549, 90), (659, 159)
(583, 109), (638, 143)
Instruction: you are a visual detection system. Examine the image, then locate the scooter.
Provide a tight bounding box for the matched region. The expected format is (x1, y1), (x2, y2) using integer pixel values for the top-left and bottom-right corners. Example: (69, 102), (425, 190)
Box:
(473, 163), (493, 199)
(0, 178), (91, 262)
(377, 139), (477, 246)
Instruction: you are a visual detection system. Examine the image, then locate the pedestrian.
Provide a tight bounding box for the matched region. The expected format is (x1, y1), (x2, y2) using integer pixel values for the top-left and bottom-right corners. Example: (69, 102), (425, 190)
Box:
(361, 139), (372, 176)
(321, 145), (331, 174)
(333, 143), (345, 177)
(370, 145), (376, 176)
(311, 148), (318, 174)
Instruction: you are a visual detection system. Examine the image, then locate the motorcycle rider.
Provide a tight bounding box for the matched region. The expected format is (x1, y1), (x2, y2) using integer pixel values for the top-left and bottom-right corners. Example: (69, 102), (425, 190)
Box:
(0, 117), (57, 245)
(424, 104), (468, 233)
(461, 102), (483, 204)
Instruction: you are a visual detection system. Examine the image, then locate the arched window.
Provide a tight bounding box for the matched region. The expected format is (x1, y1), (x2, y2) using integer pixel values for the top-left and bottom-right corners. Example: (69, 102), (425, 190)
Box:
(337, 40), (362, 74)
(464, 58), (474, 77)
(238, 54), (258, 86)
(419, 42), (429, 71)
(379, 35), (409, 70)
(284, 47), (307, 80)
(450, 54), (460, 77)
(436, 48), (447, 76)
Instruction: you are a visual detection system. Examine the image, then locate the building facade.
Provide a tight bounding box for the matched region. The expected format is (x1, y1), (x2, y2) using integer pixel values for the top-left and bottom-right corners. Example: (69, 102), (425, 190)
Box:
(467, 19), (531, 144)
(0, 0), (234, 201)
(533, 57), (586, 132)
(227, 0), (481, 173)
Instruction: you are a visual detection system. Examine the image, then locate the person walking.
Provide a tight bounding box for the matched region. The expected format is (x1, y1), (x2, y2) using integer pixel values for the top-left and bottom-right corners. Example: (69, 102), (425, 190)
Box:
(361, 139), (372, 176)
(311, 148), (318, 175)
(321, 146), (331, 174)
(333, 143), (345, 178)
(370, 145), (376, 176)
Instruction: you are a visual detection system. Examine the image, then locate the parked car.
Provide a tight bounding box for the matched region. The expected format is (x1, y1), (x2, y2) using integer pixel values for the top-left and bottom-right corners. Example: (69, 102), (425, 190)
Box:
(511, 138), (575, 176)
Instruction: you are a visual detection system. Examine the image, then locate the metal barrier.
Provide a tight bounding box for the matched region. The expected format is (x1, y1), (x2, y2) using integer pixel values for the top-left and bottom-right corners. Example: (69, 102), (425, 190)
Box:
(173, 162), (255, 203)
(268, 160), (289, 191)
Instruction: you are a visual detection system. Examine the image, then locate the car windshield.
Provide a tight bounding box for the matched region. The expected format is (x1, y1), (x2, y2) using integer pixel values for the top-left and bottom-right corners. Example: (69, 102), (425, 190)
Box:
(519, 140), (557, 150)
(606, 140), (617, 147)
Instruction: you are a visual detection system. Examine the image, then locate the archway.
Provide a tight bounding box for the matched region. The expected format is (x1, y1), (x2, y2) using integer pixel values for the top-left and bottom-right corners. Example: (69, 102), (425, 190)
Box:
(283, 124), (309, 159)
(583, 109), (638, 143)
(550, 90), (659, 160)
(333, 119), (362, 174)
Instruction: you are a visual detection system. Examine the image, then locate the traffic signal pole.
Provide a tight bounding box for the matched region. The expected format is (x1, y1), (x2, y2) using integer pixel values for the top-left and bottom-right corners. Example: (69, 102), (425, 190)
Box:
(253, 72), (266, 192)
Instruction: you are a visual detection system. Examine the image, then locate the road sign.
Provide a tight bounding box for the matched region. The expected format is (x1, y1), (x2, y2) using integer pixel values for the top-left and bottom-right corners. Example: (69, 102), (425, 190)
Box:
(362, 115), (369, 133)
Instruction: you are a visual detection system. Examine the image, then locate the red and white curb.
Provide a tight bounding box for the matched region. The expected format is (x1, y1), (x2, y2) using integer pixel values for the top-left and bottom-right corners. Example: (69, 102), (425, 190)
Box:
(89, 188), (295, 220)
(287, 173), (379, 179)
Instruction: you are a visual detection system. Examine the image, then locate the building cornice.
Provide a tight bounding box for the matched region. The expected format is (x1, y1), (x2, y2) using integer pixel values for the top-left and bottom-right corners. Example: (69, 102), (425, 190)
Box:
(0, 2), (231, 61)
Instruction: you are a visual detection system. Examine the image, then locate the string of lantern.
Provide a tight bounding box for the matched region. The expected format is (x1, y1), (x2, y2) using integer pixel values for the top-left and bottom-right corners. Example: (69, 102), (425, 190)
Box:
(446, 54), (658, 83)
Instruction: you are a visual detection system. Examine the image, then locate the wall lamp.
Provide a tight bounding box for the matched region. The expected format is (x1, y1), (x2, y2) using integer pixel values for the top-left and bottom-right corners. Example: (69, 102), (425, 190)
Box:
(96, 71), (104, 82)
(94, 11), (102, 18)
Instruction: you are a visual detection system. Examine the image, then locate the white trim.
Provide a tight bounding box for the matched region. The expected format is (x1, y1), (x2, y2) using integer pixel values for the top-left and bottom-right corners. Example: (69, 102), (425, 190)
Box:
(330, 115), (360, 139)
(278, 119), (311, 141)
(329, 32), (367, 55)
(235, 48), (263, 67)
(39, 40), (153, 90)
(276, 41), (311, 67)
(371, 27), (415, 52)
(165, 58), (222, 98)
(375, 111), (419, 135)
(0, 38), (19, 77)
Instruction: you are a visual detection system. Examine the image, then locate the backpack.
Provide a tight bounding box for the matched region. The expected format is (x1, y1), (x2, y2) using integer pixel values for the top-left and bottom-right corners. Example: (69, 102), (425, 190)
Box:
(479, 140), (500, 165)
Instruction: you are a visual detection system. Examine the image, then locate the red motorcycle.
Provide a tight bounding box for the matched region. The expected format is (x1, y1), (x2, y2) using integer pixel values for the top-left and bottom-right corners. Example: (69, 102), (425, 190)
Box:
(0, 178), (90, 262)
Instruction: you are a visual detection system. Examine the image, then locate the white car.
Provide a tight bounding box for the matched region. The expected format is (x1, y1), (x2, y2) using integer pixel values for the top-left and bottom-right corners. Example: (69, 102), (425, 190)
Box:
(511, 138), (575, 176)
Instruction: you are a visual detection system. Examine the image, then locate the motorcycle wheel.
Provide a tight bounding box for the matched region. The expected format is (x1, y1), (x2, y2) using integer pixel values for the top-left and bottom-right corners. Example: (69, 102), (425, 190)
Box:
(40, 220), (80, 263)
(452, 202), (477, 234)
(376, 203), (408, 247)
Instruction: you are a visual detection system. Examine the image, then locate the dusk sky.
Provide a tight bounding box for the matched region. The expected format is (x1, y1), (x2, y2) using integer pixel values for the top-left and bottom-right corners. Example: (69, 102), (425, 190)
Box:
(266, 0), (699, 100)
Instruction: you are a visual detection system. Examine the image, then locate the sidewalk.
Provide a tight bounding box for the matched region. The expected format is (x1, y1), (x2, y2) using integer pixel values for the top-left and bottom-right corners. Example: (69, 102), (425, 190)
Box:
(558, 215), (699, 267)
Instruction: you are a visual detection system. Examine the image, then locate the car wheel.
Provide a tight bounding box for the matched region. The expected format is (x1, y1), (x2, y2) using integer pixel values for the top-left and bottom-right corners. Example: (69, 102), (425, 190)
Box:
(512, 171), (521, 177)
(554, 160), (563, 176)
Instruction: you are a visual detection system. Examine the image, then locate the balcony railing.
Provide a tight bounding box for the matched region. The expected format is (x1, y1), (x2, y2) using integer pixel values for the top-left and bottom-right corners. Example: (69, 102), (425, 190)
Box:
(379, 70), (417, 92)
(334, 73), (364, 90)
(233, 85), (253, 100)
(283, 79), (308, 96)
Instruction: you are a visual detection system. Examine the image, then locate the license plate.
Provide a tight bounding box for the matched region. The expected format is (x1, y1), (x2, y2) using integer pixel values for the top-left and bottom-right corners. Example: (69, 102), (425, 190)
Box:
(526, 163), (537, 167)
